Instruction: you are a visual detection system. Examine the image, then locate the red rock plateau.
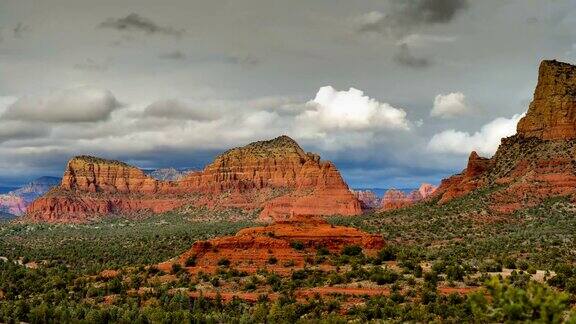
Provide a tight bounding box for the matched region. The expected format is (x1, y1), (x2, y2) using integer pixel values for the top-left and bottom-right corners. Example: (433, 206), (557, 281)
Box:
(26, 136), (361, 222)
(380, 183), (437, 210)
(160, 216), (384, 275)
(435, 60), (576, 212)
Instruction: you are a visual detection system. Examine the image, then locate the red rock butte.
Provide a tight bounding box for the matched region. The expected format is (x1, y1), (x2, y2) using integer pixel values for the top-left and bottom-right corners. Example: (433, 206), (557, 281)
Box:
(435, 59), (576, 212)
(25, 135), (362, 222)
(159, 216), (385, 275)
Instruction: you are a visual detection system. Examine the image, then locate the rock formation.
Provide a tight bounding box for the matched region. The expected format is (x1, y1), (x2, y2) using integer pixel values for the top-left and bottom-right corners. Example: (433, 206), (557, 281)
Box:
(435, 60), (576, 212)
(26, 136), (362, 222)
(352, 190), (381, 209)
(380, 183), (437, 210)
(161, 216), (384, 274)
(517, 60), (576, 140)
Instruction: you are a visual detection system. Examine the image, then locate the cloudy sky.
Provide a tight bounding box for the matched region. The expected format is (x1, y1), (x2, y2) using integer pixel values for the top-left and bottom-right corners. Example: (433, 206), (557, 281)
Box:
(0, 0), (575, 188)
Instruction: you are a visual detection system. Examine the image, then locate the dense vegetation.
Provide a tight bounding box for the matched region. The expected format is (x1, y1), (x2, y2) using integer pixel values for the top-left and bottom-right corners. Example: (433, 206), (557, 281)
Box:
(330, 189), (576, 269)
(1, 193), (576, 322)
(0, 208), (258, 272)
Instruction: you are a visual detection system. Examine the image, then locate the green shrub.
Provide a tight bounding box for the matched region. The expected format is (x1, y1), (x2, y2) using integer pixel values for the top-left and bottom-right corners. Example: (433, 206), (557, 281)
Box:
(342, 245), (363, 256)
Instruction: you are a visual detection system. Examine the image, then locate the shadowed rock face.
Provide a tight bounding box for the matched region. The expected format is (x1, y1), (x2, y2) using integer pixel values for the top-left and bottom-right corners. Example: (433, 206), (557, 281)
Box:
(26, 136), (361, 222)
(435, 60), (576, 212)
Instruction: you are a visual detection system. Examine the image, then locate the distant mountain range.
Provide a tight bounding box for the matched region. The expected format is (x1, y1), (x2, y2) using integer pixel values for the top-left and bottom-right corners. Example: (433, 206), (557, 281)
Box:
(0, 186), (19, 194)
(352, 188), (417, 198)
(142, 167), (197, 181)
(0, 176), (61, 217)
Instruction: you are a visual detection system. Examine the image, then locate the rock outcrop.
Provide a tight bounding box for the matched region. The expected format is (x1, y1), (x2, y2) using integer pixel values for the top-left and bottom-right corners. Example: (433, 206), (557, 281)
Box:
(352, 190), (381, 209)
(435, 60), (576, 212)
(26, 136), (362, 222)
(161, 216), (384, 274)
(381, 183), (437, 210)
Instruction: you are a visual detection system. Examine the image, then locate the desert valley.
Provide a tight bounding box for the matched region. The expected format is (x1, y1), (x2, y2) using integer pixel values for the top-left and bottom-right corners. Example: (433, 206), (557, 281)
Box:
(0, 59), (576, 322)
(2, 0), (576, 322)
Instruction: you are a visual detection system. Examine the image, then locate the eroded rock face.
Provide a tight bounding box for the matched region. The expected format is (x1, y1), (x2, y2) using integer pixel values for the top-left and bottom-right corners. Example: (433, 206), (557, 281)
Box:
(517, 60), (576, 140)
(26, 136), (362, 222)
(435, 60), (576, 212)
(163, 216), (384, 273)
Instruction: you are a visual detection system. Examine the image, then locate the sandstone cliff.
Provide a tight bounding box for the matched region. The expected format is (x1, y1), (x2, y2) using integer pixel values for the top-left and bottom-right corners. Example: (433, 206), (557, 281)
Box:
(26, 136), (362, 222)
(435, 60), (576, 212)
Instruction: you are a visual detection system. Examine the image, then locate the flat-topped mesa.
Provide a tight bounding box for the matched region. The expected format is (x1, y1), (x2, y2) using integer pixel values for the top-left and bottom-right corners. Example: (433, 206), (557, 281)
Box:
(62, 156), (160, 194)
(517, 60), (576, 140)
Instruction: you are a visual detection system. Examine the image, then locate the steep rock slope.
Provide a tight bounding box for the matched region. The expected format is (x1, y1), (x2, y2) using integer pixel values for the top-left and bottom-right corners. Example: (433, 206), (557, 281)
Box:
(26, 136), (361, 222)
(435, 60), (576, 212)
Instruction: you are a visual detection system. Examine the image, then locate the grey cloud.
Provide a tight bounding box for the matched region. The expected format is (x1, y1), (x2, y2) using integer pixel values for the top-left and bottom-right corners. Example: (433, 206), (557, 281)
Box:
(2, 87), (121, 123)
(222, 55), (260, 66)
(99, 13), (184, 37)
(0, 121), (50, 143)
(74, 58), (110, 71)
(143, 99), (218, 121)
(399, 0), (468, 25)
(357, 0), (468, 36)
(13, 22), (31, 38)
(159, 50), (187, 60)
(393, 43), (432, 68)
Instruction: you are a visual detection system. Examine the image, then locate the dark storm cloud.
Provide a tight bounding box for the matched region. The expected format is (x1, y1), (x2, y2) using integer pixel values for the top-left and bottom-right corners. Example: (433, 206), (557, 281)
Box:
(99, 13), (184, 37)
(400, 0), (468, 24)
(358, 0), (468, 36)
(393, 44), (432, 68)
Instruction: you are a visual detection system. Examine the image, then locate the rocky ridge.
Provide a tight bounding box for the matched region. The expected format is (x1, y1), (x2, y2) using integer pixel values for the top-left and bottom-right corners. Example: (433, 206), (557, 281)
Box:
(26, 136), (361, 222)
(435, 60), (576, 212)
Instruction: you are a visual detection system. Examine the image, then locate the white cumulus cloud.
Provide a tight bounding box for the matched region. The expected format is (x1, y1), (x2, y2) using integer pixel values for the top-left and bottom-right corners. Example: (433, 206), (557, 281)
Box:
(428, 113), (525, 156)
(431, 92), (470, 118)
(298, 86), (410, 131)
(2, 87), (120, 123)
